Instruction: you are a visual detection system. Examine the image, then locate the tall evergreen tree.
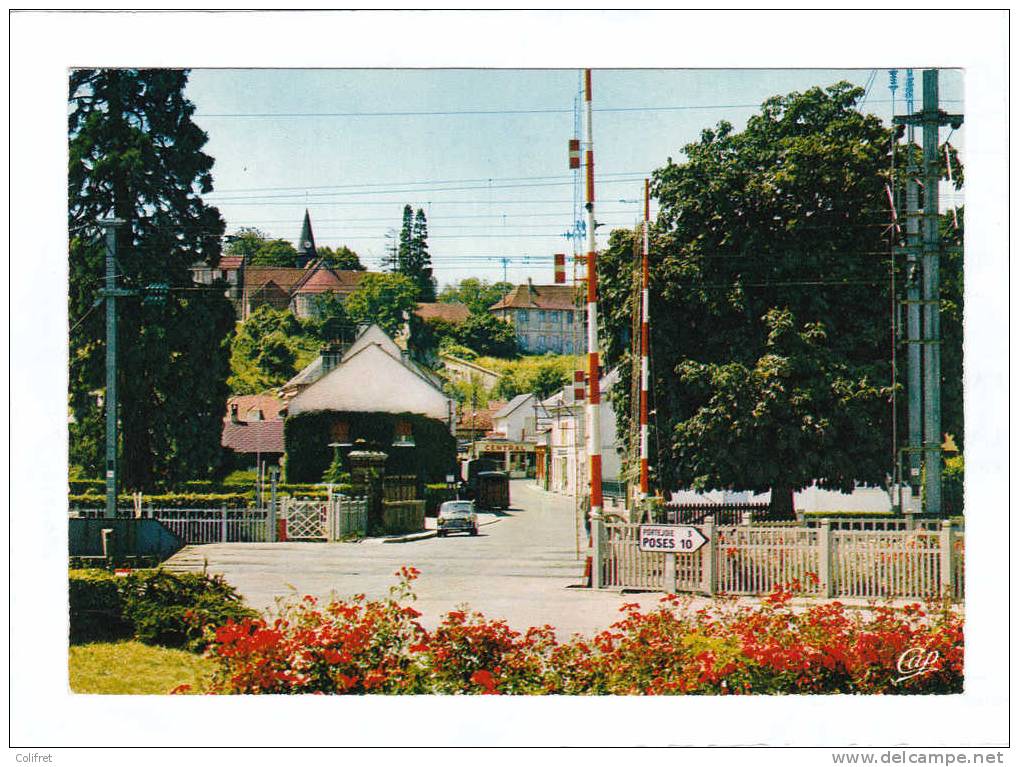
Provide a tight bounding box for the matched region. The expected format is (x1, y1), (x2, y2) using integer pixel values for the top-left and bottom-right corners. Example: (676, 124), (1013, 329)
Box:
(411, 207), (436, 301)
(397, 204), (415, 274)
(68, 68), (235, 488)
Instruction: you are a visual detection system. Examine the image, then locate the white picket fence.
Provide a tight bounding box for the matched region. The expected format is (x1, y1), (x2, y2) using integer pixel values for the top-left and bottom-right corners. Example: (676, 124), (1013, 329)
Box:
(600, 518), (964, 602)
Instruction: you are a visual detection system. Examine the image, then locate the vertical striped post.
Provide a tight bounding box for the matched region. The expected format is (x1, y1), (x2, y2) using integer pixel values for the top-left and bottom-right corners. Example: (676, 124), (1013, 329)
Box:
(638, 178), (651, 512)
(583, 68), (605, 588)
(220, 505), (228, 543)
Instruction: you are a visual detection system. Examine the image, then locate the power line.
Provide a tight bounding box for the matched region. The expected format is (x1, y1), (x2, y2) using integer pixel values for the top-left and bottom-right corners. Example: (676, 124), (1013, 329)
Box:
(205, 176), (647, 203)
(207, 170), (647, 195)
(193, 98), (958, 120)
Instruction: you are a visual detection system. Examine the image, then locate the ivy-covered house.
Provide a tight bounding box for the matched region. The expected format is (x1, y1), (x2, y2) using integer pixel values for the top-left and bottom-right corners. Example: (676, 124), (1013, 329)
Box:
(281, 325), (457, 484)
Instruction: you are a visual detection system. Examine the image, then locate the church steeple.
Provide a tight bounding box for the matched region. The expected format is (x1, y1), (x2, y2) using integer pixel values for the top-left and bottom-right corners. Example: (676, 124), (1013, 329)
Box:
(296, 209), (317, 268)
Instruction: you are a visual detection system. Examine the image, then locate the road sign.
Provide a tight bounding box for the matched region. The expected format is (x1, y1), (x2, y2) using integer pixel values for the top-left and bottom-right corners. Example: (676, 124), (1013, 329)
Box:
(638, 524), (708, 553)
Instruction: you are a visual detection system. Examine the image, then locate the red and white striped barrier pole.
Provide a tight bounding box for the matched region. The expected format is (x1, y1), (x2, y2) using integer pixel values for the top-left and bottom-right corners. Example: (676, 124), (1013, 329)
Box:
(583, 69), (605, 588)
(639, 178), (651, 512)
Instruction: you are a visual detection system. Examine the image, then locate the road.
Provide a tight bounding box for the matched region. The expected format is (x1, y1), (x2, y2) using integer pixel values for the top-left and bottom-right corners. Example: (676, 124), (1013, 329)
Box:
(165, 480), (678, 638)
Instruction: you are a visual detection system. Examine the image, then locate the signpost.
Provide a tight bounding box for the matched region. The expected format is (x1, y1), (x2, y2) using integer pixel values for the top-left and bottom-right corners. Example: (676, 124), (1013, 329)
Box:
(638, 524), (708, 553)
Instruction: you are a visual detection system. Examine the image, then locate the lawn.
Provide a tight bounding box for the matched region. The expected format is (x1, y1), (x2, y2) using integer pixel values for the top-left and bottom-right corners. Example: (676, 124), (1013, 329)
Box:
(69, 641), (214, 695)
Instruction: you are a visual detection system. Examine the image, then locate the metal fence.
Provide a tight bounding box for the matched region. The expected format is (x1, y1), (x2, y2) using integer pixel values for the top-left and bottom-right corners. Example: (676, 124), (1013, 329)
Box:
(599, 518), (965, 602)
(70, 495), (368, 545)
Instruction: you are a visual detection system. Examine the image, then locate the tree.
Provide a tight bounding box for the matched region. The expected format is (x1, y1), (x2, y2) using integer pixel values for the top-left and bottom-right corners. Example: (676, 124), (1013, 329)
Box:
(248, 238), (299, 267)
(317, 244), (365, 271)
(396, 204), (436, 301)
(69, 68), (235, 488)
(225, 227), (269, 262)
(453, 313), (519, 358)
(411, 208), (436, 301)
(307, 290), (355, 342)
(397, 204), (415, 273)
(228, 306), (305, 394)
(344, 272), (419, 338)
(600, 82), (916, 513)
(438, 278), (514, 315)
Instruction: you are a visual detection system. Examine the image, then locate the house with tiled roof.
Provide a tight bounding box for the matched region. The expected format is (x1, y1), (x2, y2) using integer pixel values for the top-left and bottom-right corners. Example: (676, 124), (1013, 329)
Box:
(415, 302), (471, 325)
(221, 393), (287, 469)
(489, 279), (583, 354)
(190, 211), (373, 320)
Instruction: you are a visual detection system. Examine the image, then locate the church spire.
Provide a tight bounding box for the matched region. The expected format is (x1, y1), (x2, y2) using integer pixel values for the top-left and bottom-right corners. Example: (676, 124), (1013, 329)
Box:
(296, 209), (317, 268)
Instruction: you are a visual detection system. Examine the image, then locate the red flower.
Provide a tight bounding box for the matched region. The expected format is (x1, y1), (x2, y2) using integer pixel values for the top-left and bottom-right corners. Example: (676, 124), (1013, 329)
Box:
(470, 669), (499, 694)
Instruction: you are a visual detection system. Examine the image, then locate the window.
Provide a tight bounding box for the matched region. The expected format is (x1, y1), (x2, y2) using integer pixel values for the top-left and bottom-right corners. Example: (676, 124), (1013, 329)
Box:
(566, 312), (573, 325)
(517, 310), (527, 325)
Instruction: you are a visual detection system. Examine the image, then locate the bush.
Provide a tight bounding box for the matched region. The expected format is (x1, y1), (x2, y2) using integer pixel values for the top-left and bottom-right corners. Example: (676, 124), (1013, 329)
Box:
(69, 569), (133, 644)
(69, 569), (256, 651)
(204, 569), (964, 695)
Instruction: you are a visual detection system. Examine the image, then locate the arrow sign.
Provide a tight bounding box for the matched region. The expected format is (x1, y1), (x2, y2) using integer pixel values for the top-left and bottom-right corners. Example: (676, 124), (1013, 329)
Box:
(638, 524), (708, 553)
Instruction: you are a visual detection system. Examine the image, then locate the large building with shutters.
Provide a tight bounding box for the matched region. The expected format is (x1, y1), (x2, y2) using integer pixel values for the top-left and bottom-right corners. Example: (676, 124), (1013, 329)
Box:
(488, 280), (582, 354)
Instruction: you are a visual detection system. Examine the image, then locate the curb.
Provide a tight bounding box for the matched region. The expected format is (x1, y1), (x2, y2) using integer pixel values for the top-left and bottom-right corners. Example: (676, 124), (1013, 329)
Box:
(382, 530), (437, 544)
(382, 516), (501, 544)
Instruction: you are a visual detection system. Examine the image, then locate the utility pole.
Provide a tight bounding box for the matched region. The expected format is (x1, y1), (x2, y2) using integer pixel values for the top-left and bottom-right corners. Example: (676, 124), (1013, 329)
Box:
(99, 218), (126, 519)
(638, 179), (651, 513)
(894, 68), (963, 518)
(582, 69), (605, 586)
(904, 69), (924, 511)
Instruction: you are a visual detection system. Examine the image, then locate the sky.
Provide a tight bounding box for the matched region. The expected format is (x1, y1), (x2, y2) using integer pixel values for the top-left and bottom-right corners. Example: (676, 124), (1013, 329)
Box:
(185, 67), (964, 288)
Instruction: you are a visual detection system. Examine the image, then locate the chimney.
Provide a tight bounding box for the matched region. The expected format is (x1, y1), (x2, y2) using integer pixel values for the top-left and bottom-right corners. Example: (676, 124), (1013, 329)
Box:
(321, 342), (344, 375)
(527, 277), (536, 304)
(230, 403), (241, 424)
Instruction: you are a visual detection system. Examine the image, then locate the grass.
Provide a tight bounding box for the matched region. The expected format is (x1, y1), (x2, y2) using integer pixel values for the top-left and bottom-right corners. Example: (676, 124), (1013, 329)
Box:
(69, 641), (215, 695)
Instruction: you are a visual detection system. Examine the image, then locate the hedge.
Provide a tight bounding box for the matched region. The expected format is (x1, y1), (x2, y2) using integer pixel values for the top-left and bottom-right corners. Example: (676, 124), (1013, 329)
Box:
(424, 483), (458, 516)
(69, 568), (256, 651)
(69, 492), (253, 510)
(284, 410), (456, 484)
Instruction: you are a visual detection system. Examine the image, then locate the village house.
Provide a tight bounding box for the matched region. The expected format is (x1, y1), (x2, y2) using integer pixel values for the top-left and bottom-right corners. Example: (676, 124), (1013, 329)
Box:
(280, 324), (456, 485)
(538, 368), (622, 497)
(191, 210), (370, 320)
(488, 280), (581, 354)
(220, 393), (287, 472)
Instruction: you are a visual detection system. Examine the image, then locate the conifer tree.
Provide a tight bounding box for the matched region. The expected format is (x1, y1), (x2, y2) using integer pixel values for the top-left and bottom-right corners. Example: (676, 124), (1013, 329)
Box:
(68, 68), (235, 487)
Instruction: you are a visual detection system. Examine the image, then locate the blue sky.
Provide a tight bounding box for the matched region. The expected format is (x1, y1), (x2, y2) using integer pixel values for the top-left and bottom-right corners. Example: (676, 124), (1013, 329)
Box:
(186, 68), (964, 288)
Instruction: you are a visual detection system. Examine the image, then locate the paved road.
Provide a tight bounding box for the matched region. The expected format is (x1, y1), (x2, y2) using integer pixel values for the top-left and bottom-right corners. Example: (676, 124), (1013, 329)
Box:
(165, 481), (682, 638)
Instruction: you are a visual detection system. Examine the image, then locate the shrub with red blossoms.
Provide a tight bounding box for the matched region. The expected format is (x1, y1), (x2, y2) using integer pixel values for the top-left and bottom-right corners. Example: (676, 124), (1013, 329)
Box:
(202, 568), (963, 696)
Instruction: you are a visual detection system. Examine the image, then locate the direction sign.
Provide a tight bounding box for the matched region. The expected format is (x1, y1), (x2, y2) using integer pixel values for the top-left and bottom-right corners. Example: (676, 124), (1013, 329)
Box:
(638, 524), (708, 553)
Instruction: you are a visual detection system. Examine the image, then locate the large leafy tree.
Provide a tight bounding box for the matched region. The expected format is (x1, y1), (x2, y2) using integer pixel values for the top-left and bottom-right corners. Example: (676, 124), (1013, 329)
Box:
(601, 83), (902, 513)
(344, 272), (419, 338)
(69, 68), (235, 487)
(438, 278), (514, 315)
(248, 237), (299, 267)
(317, 245), (365, 271)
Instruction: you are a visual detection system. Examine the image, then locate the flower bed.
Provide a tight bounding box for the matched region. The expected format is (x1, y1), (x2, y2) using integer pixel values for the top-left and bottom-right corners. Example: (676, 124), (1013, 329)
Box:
(198, 568), (963, 696)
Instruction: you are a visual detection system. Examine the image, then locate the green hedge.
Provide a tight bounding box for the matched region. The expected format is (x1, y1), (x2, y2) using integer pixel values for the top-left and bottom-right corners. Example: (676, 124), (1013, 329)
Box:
(424, 483), (458, 516)
(69, 492), (253, 510)
(284, 410), (456, 484)
(68, 569), (133, 643)
(69, 479), (105, 495)
(69, 569), (256, 651)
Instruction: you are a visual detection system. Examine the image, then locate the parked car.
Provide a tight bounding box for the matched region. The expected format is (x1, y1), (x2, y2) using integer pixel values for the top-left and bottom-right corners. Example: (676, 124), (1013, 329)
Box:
(437, 500), (478, 537)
